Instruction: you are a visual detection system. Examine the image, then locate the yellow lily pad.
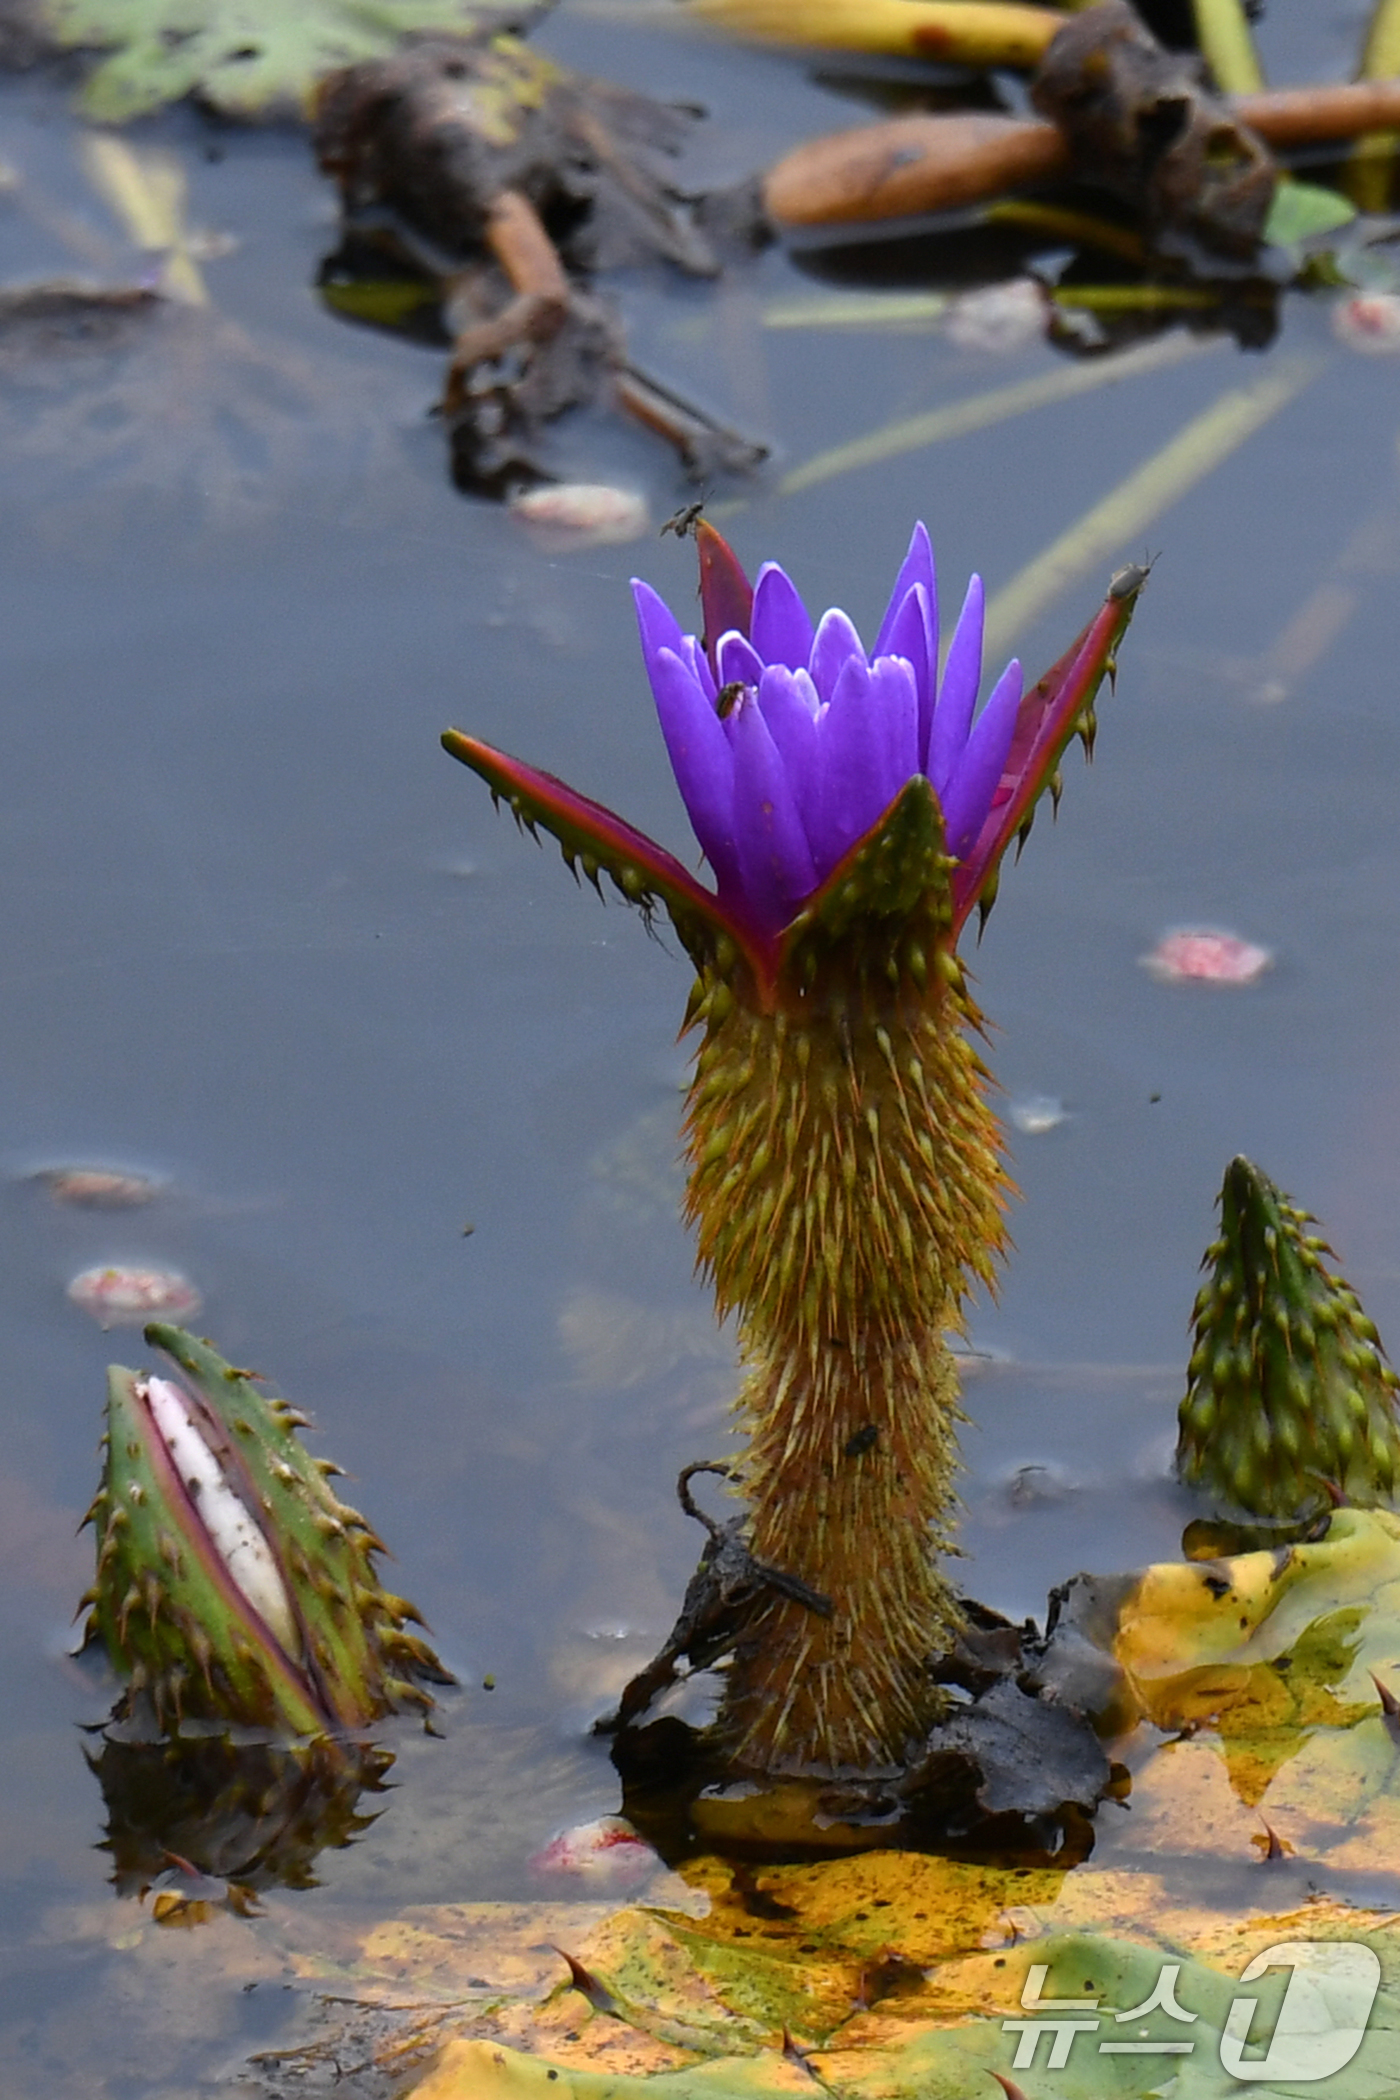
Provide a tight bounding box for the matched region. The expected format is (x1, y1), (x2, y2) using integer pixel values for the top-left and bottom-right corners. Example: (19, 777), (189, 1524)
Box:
(1106, 1509), (1400, 1857)
(258, 1513), (1400, 2097)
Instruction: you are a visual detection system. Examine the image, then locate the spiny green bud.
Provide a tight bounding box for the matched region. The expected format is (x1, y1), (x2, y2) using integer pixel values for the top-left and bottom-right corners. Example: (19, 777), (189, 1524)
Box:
(1177, 1157), (1400, 1519)
(82, 1325), (454, 1738)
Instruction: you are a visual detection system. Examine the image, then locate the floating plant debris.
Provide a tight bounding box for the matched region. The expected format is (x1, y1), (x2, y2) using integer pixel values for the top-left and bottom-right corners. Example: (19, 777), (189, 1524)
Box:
(942, 278), (1047, 356)
(508, 483), (650, 549)
(67, 1264), (201, 1327)
(1141, 927), (1273, 984)
(38, 1166), (163, 1207)
(311, 32), (763, 495)
(529, 1815), (661, 1892)
(1333, 290), (1400, 355)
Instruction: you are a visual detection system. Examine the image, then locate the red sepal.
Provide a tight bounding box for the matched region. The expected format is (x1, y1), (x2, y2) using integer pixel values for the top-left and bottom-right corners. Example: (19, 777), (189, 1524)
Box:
(950, 575), (1144, 937)
(441, 730), (768, 980)
(696, 521), (754, 680)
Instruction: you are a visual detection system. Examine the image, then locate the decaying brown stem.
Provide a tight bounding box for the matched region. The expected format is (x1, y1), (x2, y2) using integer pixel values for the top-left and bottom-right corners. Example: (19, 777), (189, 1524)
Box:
(442, 189), (570, 413)
(765, 80), (1400, 232)
(1244, 79), (1400, 148)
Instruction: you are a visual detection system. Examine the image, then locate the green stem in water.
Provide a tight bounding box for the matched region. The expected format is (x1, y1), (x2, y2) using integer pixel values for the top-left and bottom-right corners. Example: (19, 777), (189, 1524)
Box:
(1191, 0), (1265, 96)
(1347, 0), (1400, 214)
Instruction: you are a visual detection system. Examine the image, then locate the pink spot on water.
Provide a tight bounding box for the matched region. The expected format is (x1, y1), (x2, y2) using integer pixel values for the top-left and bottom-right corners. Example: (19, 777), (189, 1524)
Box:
(1332, 293), (1400, 356)
(529, 1814), (660, 1890)
(1142, 928), (1273, 985)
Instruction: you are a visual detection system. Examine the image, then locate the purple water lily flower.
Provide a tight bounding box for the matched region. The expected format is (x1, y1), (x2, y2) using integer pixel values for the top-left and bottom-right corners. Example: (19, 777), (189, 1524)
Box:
(633, 523), (1021, 939)
(443, 523), (1140, 999)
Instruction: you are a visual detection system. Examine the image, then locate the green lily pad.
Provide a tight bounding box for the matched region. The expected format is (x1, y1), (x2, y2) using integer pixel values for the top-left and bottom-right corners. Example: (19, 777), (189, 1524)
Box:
(1264, 178), (1357, 249)
(39, 0), (494, 121)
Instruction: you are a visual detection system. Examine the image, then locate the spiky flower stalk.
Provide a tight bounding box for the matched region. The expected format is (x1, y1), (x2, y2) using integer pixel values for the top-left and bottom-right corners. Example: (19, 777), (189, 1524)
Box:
(1177, 1157), (1400, 1519)
(444, 524), (1139, 1775)
(82, 1324), (452, 1738)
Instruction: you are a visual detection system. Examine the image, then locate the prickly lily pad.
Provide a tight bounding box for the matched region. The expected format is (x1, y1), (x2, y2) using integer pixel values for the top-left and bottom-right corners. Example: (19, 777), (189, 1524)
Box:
(1031, 1504), (1400, 1884)
(34, 0), (493, 121)
(262, 1846), (1400, 2098)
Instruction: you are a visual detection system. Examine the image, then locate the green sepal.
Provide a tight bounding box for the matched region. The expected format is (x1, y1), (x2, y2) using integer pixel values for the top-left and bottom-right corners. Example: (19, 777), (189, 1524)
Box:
(1177, 1157), (1400, 1519)
(775, 776), (955, 1006)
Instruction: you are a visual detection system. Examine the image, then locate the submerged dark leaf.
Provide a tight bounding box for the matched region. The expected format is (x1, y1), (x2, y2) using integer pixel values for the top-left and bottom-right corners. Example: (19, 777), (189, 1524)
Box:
(909, 1676), (1112, 1831)
(313, 33), (719, 279)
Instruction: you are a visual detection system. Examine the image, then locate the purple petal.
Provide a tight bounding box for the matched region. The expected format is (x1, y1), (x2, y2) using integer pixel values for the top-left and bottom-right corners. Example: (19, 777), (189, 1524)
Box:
(751, 563), (816, 671)
(728, 694), (818, 931)
(716, 629), (766, 691)
(867, 654), (920, 804)
(755, 663), (821, 849)
(632, 579), (687, 678)
(679, 633), (717, 702)
(939, 657), (1023, 861)
(807, 653), (890, 872)
(873, 522), (937, 660)
(648, 645), (742, 893)
(809, 608), (866, 704)
(880, 583), (935, 769)
(928, 574), (984, 796)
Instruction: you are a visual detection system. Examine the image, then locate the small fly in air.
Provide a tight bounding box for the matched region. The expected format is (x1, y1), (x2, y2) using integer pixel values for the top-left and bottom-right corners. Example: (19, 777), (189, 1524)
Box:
(661, 501), (705, 540)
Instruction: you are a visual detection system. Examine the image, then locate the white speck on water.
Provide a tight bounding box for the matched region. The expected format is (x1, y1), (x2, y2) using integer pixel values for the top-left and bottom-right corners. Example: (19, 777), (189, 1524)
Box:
(1009, 1093), (1067, 1136)
(944, 278), (1047, 355)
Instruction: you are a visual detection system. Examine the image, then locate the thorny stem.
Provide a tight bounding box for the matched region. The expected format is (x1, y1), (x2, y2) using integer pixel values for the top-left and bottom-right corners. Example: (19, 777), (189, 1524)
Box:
(684, 951), (1006, 1775)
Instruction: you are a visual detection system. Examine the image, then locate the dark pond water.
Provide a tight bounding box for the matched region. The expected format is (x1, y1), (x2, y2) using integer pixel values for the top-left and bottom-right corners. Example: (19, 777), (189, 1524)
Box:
(3, 1), (1400, 2089)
